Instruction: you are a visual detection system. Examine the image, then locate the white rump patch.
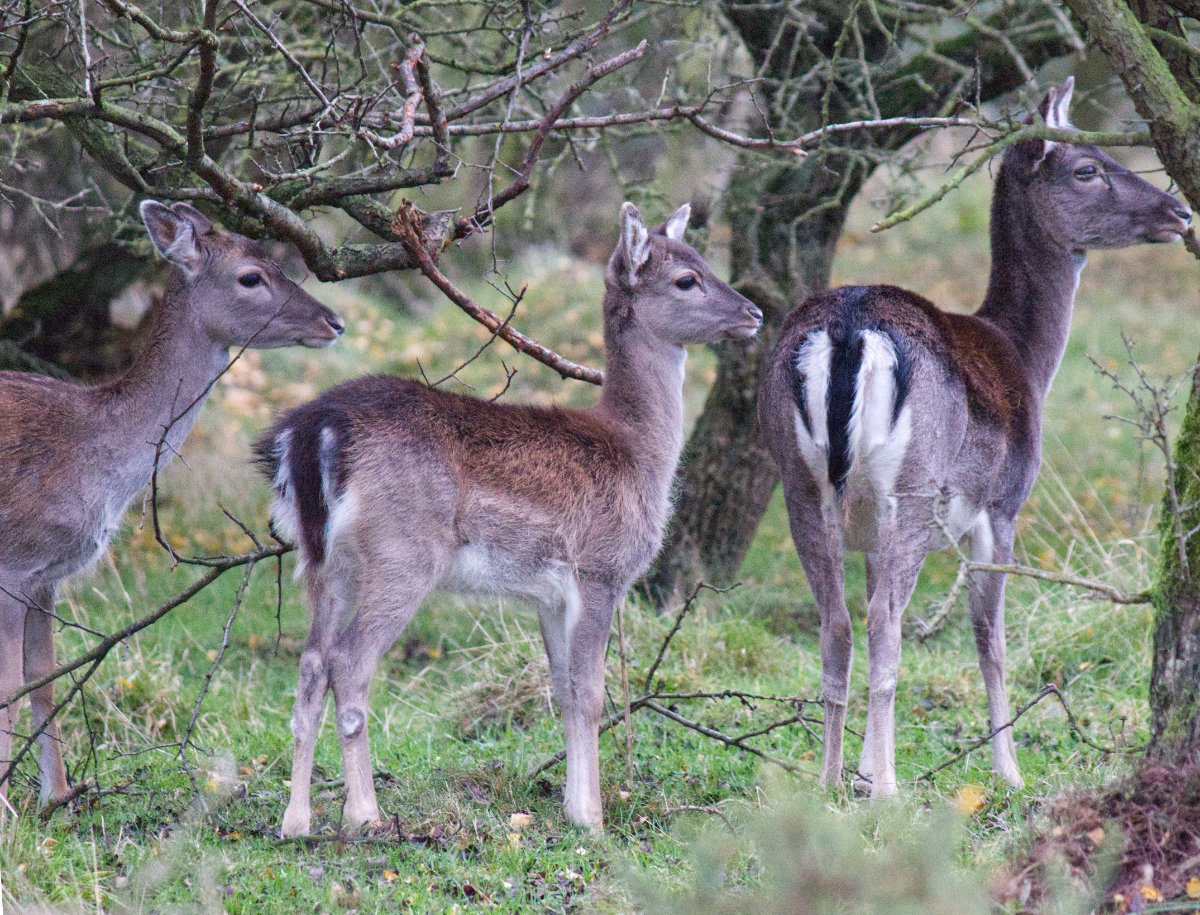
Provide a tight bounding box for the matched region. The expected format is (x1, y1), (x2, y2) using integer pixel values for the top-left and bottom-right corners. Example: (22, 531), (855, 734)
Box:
(792, 329), (913, 546)
(792, 331), (833, 481)
(268, 429), (301, 550)
(845, 330), (912, 506)
(325, 489), (358, 558)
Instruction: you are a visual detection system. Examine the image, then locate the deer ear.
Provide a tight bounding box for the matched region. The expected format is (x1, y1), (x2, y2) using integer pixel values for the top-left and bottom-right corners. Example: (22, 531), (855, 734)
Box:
(1030, 76), (1075, 171)
(141, 200), (202, 278)
(169, 201), (214, 236)
(661, 203), (691, 241)
(618, 202), (651, 286)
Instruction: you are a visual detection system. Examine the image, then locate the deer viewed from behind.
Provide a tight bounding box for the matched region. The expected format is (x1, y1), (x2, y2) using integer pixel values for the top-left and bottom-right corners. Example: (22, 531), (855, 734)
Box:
(0, 201), (345, 812)
(256, 202), (762, 836)
(758, 78), (1191, 798)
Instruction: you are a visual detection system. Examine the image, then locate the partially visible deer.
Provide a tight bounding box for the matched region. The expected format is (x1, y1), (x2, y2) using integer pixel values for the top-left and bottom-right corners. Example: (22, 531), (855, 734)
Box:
(758, 78), (1191, 798)
(0, 201), (345, 811)
(257, 202), (761, 835)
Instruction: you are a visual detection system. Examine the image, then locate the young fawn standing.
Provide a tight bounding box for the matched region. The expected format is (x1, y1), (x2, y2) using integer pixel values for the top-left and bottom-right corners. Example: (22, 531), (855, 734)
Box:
(257, 202), (761, 835)
(0, 201), (344, 811)
(758, 78), (1191, 798)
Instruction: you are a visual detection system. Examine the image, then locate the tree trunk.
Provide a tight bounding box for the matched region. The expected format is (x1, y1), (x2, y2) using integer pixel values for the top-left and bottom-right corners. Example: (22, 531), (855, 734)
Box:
(0, 242), (151, 379)
(643, 151), (862, 605)
(1149, 368), (1200, 760)
(1062, 0), (1200, 764)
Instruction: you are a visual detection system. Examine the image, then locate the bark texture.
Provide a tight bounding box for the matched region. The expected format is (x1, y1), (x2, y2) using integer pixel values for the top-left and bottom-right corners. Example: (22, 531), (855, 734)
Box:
(0, 242), (151, 379)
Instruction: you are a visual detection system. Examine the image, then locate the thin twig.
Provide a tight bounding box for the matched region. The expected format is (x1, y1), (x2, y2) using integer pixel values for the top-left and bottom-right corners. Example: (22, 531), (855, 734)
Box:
(393, 202), (602, 384)
(37, 777), (94, 820)
(917, 683), (1137, 782)
(643, 582), (740, 691)
(616, 602), (635, 783)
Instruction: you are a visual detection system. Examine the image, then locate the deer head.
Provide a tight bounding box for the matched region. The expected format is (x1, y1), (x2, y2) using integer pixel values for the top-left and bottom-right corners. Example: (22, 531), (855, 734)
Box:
(605, 203), (761, 346)
(1007, 77), (1191, 250)
(141, 201), (345, 349)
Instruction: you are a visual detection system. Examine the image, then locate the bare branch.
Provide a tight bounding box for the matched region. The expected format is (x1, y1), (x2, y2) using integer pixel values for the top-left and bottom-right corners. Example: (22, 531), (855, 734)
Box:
(393, 202), (603, 385)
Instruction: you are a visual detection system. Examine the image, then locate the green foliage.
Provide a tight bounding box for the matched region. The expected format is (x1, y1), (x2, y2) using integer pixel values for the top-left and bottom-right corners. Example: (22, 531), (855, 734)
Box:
(634, 790), (990, 915)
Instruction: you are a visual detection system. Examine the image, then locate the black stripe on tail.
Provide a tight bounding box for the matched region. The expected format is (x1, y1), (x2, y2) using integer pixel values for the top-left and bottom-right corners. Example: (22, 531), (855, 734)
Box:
(826, 320), (864, 493)
(254, 400), (351, 566)
(790, 286), (915, 494)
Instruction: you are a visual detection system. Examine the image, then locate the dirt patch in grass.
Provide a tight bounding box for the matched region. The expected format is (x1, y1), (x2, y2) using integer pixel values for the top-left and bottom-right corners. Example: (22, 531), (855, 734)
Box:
(1001, 761), (1200, 912)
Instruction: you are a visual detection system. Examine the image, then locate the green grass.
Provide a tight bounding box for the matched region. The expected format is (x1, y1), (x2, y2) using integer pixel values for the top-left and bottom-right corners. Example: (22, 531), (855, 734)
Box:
(2, 173), (1198, 912)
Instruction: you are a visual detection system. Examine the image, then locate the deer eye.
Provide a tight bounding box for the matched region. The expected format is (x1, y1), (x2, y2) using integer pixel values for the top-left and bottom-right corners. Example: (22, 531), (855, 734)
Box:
(238, 272), (265, 288)
(675, 275), (698, 291)
(1074, 164), (1100, 180)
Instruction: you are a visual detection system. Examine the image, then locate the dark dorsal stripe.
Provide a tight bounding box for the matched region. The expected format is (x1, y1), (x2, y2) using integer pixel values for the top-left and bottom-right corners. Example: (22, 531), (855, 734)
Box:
(826, 319), (864, 493)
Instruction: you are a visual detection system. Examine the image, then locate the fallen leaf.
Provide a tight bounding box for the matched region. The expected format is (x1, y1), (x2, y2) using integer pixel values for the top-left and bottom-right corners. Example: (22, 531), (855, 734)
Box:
(952, 784), (987, 815)
(1140, 884), (1163, 902)
(383, 870), (399, 883)
(1187, 876), (1200, 899)
(509, 812), (533, 830)
(1086, 826), (1105, 846)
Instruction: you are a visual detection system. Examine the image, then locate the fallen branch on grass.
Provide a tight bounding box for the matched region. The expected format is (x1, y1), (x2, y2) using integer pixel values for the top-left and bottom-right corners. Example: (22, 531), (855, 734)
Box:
(915, 559), (1150, 642)
(529, 582), (823, 780)
(916, 683), (1140, 784)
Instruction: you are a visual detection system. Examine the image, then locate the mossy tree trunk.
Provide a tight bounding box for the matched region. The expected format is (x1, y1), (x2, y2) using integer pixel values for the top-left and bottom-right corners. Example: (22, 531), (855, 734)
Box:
(645, 1), (1076, 606)
(1063, 0), (1200, 760)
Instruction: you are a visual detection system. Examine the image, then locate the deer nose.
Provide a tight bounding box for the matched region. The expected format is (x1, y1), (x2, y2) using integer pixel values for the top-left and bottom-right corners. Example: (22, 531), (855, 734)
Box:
(324, 312), (346, 335)
(746, 303), (764, 324)
(1174, 204), (1192, 223)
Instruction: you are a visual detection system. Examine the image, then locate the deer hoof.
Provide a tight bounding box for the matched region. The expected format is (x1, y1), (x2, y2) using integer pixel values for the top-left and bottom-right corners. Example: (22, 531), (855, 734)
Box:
(280, 805), (312, 838)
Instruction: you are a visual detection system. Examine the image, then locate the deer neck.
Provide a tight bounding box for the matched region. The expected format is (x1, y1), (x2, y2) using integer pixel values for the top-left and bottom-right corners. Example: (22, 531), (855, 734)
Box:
(94, 271), (228, 476)
(595, 288), (688, 479)
(977, 177), (1085, 402)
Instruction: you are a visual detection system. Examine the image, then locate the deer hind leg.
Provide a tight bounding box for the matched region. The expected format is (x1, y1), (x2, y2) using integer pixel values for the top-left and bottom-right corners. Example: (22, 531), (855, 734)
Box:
(281, 570), (342, 837)
(782, 472), (852, 790)
(855, 552), (881, 794)
(325, 559), (435, 830)
(863, 542), (926, 799)
(23, 584), (69, 805)
(0, 584), (24, 814)
(967, 513), (1023, 788)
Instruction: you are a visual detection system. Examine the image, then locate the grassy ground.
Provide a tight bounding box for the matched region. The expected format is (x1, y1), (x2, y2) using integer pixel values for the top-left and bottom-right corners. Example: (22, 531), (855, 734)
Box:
(2, 163), (1198, 913)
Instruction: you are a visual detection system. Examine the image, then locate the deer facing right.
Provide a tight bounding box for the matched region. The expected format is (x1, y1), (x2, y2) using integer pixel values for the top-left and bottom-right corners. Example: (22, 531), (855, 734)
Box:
(0, 201), (344, 813)
(257, 202), (762, 836)
(758, 78), (1191, 798)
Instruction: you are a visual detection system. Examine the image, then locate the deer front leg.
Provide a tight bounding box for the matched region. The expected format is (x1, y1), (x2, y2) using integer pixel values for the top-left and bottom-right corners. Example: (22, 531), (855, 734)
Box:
(967, 514), (1023, 788)
(560, 577), (618, 831)
(23, 586), (69, 805)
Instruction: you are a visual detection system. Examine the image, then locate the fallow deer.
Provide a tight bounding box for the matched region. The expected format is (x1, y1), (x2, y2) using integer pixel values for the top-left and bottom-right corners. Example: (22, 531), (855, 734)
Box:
(758, 78), (1191, 797)
(256, 202), (762, 835)
(0, 201), (344, 811)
